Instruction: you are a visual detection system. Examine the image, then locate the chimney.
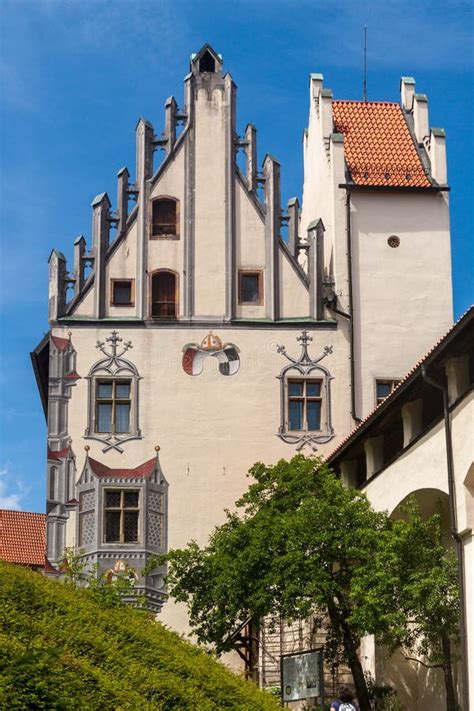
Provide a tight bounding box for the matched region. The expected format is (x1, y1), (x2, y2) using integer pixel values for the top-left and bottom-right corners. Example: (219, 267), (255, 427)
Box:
(430, 128), (447, 185)
(400, 76), (416, 111)
(413, 93), (429, 144)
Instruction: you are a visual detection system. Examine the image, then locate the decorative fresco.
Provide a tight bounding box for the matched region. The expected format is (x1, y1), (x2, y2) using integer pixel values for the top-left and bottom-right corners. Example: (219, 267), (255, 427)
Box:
(182, 332), (240, 376)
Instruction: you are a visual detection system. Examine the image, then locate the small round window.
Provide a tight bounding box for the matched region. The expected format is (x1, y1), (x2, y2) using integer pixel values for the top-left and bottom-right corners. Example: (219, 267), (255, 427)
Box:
(387, 235), (400, 248)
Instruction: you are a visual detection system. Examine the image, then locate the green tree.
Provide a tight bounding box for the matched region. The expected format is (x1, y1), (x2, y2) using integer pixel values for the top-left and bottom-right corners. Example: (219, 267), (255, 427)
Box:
(165, 455), (391, 711)
(352, 498), (461, 711)
(0, 562), (280, 710)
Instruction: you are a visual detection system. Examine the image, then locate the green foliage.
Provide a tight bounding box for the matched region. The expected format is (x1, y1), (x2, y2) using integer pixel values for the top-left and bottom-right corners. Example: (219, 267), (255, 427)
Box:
(166, 456), (387, 655)
(0, 562), (280, 710)
(352, 497), (460, 669)
(164, 456), (461, 711)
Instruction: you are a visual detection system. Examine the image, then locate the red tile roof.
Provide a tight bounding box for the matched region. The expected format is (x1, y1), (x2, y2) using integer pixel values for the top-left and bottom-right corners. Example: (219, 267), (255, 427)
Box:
(326, 306), (473, 463)
(332, 100), (431, 188)
(0, 510), (46, 566)
(51, 335), (70, 351)
(47, 446), (70, 461)
(88, 456), (157, 479)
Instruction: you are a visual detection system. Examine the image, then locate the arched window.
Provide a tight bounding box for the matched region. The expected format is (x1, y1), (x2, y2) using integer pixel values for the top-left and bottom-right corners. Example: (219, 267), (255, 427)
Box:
(151, 270), (178, 319)
(151, 197), (179, 238)
(49, 466), (57, 501)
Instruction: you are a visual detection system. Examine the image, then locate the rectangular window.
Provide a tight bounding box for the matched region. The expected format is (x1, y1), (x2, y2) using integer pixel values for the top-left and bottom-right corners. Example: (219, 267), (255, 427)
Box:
(111, 279), (134, 306)
(95, 380), (131, 434)
(104, 489), (139, 543)
(238, 271), (263, 305)
(151, 198), (179, 238)
(375, 379), (400, 406)
(287, 379), (322, 431)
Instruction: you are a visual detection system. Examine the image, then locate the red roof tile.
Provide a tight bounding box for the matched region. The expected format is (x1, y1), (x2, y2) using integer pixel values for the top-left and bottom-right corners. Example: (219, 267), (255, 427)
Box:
(51, 335), (70, 351)
(0, 510), (46, 566)
(43, 556), (60, 574)
(88, 456), (157, 479)
(332, 100), (431, 188)
(47, 446), (69, 461)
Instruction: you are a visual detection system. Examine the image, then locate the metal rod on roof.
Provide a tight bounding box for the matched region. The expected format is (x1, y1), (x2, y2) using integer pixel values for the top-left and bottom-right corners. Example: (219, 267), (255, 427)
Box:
(363, 26), (368, 102)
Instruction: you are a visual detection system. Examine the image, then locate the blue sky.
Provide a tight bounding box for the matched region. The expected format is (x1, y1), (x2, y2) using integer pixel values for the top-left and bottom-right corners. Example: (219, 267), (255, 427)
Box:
(0, 0), (472, 512)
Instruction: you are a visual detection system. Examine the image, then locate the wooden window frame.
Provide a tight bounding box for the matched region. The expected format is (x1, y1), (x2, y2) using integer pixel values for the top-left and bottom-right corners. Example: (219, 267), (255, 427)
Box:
(375, 378), (400, 407)
(103, 489), (140, 544)
(94, 379), (132, 435)
(149, 196), (180, 240)
(238, 270), (263, 305)
(286, 377), (323, 432)
(149, 269), (179, 320)
(110, 279), (135, 307)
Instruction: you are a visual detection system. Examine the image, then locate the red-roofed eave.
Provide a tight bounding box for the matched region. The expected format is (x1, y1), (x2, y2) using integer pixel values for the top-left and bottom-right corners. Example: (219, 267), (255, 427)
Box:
(326, 306), (474, 465)
(87, 456), (157, 479)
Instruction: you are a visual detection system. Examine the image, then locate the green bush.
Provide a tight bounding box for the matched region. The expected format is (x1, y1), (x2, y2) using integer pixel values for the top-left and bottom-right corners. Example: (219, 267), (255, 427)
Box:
(0, 562), (280, 710)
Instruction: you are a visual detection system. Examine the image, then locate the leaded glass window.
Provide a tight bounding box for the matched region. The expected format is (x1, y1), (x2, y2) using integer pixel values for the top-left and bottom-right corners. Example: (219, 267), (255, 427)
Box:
(104, 489), (139, 543)
(95, 380), (131, 434)
(287, 379), (322, 431)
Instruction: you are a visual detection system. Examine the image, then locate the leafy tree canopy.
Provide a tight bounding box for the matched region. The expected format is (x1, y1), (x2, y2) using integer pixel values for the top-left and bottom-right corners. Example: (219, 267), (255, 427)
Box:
(0, 562), (280, 710)
(165, 455), (461, 711)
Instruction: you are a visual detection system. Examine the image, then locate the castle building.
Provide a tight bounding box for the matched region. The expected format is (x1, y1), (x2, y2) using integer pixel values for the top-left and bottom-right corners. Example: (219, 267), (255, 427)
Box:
(32, 44), (455, 694)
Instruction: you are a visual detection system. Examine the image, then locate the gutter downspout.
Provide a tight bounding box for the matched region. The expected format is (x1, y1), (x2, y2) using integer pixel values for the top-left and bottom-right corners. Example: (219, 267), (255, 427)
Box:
(421, 365), (469, 711)
(345, 188), (362, 424)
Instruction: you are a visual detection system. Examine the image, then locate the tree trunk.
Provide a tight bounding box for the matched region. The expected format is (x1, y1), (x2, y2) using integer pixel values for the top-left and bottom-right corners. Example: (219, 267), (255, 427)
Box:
(441, 632), (458, 711)
(328, 600), (372, 711)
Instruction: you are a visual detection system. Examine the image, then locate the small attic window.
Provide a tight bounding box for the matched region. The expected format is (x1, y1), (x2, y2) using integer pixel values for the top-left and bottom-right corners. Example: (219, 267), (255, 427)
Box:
(199, 50), (216, 73)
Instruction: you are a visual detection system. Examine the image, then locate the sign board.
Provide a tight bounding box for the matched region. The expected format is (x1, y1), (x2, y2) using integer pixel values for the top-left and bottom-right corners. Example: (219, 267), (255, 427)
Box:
(280, 648), (323, 703)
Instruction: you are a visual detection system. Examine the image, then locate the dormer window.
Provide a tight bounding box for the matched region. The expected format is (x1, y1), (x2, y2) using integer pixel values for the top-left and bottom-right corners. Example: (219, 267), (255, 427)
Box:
(151, 197), (179, 239)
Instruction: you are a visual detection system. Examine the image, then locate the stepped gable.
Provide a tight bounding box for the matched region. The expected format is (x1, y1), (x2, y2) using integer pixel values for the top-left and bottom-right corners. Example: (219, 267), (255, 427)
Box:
(0, 510), (46, 566)
(332, 100), (431, 188)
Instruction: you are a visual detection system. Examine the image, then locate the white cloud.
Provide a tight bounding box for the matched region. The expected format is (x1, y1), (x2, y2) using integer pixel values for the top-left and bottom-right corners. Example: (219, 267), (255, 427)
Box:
(0, 466), (23, 510)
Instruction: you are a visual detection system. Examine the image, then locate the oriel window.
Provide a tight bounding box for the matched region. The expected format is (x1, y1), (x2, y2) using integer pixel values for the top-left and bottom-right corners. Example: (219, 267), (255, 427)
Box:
(151, 270), (177, 319)
(151, 198), (179, 238)
(104, 489), (139, 543)
(95, 380), (131, 434)
(287, 379), (322, 431)
(238, 271), (262, 305)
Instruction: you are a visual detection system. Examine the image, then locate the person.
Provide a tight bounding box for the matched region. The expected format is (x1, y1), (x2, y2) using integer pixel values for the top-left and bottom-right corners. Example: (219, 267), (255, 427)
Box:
(330, 685), (359, 711)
